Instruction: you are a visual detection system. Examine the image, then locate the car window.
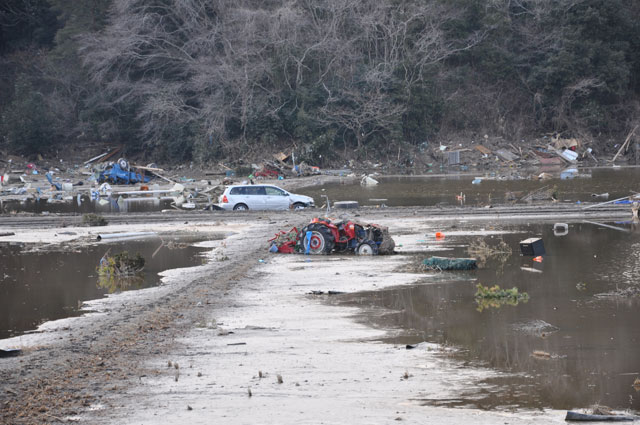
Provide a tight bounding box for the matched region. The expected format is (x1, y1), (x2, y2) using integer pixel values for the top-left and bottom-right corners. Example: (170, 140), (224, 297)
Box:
(229, 187), (242, 195)
(265, 187), (286, 196)
(244, 186), (266, 195)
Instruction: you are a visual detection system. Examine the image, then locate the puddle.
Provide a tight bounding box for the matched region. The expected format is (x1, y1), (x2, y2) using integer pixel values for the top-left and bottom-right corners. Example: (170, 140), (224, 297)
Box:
(0, 236), (216, 339)
(300, 167), (640, 207)
(340, 221), (640, 411)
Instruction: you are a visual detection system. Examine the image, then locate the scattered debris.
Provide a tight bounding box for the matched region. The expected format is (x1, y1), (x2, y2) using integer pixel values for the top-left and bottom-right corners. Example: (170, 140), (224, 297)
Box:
(531, 350), (551, 359)
(361, 175), (379, 186)
(594, 286), (640, 299)
(553, 223), (569, 236)
(98, 159), (151, 185)
(520, 185), (557, 203)
(467, 237), (511, 266)
(422, 256), (477, 271)
(333, 201), (359, 209)
(511, 320), (559, 336)
(96, 232), (157, 241)
(82, 213), (108, 227)
(307, 290), (346, 295)
(268, 227), (300, 254)
(560, 149), (579, 163)
(560, 168), (579, 180)
(475, 145), (491, 155)
(611, 125), (638, 163)
(520, 266), (542, 273)
(0, 349), (22, 358)
(519, 238), (545, 256)
(496, 149), (519, 162)
(565, 410), (638, 422)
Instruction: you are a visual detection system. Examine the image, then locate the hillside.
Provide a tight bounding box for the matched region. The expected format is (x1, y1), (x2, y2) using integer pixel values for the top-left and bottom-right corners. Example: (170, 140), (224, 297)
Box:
(1, 0), (639, 168)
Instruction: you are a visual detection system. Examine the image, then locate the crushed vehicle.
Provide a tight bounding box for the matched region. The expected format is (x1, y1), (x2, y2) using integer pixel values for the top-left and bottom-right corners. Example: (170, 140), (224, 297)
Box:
(217, 184), (314, 211)
(97, 159), (151, 185)
(269, 217), (395, 255)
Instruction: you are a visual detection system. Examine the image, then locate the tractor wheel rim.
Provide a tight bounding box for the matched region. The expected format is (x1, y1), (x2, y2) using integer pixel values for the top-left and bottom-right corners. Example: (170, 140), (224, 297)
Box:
(359, 244), (373, 255)
(309, 232), (325, 252)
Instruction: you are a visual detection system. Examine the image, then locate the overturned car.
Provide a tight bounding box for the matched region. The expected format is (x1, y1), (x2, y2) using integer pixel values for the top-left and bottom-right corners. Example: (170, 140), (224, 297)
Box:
(269, 217), (395, 255)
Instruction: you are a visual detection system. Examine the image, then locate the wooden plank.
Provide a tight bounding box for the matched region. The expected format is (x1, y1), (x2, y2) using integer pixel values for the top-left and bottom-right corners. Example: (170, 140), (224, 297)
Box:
(611, 125), (638, 162)
(475, 145), (492, 155)
(496, 149), (519, 162)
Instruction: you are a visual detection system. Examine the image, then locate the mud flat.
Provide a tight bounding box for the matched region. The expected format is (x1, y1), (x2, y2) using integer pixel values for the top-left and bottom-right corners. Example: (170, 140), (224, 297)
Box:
(0, 205), (634, 424)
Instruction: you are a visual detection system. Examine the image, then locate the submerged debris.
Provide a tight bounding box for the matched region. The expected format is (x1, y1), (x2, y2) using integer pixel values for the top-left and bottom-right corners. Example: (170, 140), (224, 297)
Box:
(595, 286), (640, 299)
(423, 256), (477, 271)
(97, 251), (146, 293)
(474, 284), (529, 312)
(467, 237), (511, 268)
(511, 320), (559, 336)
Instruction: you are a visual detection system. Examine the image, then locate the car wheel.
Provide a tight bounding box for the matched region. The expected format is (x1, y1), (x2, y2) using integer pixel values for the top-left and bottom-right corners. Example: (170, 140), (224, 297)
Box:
(356, 240), (378, 256)
(292, 202), (306, 210)
(233, 203), (249, 211)
(301, 225), (335, 254)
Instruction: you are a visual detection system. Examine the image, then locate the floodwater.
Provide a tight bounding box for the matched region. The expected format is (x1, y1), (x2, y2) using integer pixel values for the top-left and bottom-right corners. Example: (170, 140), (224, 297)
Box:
(341, 221), (640, 411)
(0, 196), (173, 214)
(301, 167), (640, 207)
(0, 237), (212, 340)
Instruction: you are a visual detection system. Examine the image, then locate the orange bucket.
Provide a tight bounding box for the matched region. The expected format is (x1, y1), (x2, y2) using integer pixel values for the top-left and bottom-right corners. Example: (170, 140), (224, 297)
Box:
(435, 232), (445, 240)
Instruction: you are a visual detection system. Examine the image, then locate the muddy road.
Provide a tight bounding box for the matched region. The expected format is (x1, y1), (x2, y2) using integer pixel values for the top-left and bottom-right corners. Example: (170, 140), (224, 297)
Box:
(0, 204), (636, 424)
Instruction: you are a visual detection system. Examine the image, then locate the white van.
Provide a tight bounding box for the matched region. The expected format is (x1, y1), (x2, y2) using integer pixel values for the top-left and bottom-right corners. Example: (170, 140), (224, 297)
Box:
(217, 185), (315, 211)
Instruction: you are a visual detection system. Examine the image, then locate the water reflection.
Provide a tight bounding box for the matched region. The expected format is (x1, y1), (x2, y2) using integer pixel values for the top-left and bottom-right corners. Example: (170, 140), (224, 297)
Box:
(0, 237), (211, 339)
(301, 168), (640, 207)
(342, 222), (640, 410)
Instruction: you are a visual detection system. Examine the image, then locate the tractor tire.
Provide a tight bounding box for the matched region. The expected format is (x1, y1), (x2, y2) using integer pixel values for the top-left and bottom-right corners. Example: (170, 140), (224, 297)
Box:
(301, 224), (335, 254)
(356, 240), (378, 256)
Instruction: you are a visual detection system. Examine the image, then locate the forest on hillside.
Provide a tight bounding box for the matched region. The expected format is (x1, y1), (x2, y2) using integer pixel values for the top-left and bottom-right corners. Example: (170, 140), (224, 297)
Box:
(1, 0), (639, 165)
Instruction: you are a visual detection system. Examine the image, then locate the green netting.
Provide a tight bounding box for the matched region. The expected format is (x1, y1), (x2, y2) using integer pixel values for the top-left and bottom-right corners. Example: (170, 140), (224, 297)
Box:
(422, 256), (477, 270)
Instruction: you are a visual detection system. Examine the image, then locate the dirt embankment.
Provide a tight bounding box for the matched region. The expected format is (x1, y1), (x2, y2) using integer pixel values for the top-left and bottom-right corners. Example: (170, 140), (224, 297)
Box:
(0, 217), (271, 424)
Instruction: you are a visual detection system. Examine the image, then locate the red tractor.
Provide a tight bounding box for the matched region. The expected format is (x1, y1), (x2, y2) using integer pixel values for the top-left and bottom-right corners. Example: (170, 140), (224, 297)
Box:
(295, 217), (394, 255)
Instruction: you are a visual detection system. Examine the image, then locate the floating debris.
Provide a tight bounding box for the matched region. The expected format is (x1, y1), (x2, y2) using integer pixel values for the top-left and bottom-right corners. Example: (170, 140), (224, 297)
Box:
(475, 284), (529, 312)
(423, 256), (477, 271)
